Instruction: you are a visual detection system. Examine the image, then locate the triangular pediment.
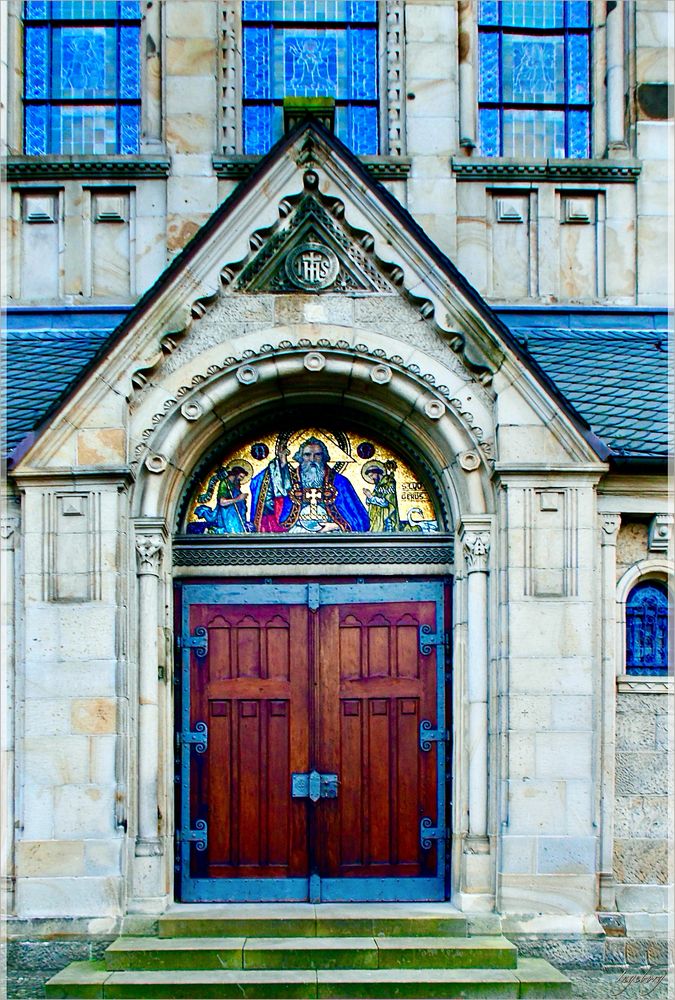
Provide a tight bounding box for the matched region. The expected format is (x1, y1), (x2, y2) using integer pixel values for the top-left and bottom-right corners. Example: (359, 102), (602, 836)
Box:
(236, 193), (394, 294)
(9, 121), (607, 472)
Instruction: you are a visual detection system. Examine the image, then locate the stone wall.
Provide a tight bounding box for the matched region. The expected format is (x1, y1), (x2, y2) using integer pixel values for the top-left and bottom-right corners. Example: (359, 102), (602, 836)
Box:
(614, 692), (672, 932)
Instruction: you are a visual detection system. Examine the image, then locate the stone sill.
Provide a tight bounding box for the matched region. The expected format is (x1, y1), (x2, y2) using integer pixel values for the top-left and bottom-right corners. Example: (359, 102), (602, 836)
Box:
(213, 154), (412, 181)
(6, 155), (171, 181)
(616, 674), (673, 693)
(451, 157), (642, 183)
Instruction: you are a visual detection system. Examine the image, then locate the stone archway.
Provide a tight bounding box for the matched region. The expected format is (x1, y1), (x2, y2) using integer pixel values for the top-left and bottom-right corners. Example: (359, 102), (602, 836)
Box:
(126, 341), (497, 913)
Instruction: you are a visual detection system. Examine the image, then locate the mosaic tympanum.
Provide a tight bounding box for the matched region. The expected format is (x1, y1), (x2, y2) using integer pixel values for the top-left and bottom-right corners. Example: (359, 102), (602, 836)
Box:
(184, 428), (439, 535)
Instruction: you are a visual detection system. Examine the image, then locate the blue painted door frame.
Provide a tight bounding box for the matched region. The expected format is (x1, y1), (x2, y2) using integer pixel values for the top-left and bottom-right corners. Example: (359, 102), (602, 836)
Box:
(176, 580), (449, 903)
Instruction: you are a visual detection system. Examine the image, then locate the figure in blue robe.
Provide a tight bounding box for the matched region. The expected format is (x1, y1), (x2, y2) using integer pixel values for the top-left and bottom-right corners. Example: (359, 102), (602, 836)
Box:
(194, 466), (249, 534)
(250, 437), (369, 533)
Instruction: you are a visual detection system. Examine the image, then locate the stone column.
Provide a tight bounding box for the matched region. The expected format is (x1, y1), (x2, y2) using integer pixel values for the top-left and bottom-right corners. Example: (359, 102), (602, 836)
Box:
(464, 529), (491, 839)
(142, 0), (162, 148)
(457, 0), (477, 148)
(134, 521), (166, 858)
(598, 513), (620, 911)
(1, 507), (18, 914)
(606, 0), (625, 149)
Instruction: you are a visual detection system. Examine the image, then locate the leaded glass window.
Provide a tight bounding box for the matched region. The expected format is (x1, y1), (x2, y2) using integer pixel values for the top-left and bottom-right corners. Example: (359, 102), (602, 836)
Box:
(242, 0), (379, 155)
(626, 582), (670, 675)
(23, 0), (141, 155)
(477, 0), (591, 158)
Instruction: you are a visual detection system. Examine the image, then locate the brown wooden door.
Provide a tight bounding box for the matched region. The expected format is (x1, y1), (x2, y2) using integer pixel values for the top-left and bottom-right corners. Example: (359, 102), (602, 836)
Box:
(188, 601), (310, 881)
(178, 581), (446, 902)
(316, 600), (439, 883)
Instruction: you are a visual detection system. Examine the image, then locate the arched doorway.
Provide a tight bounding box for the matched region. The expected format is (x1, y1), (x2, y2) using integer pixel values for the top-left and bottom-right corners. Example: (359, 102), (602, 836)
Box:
(173, 421), (452, 903)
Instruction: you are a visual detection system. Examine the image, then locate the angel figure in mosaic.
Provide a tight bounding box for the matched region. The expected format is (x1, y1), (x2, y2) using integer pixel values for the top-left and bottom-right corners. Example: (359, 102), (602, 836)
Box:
(192, 461), (252, 534)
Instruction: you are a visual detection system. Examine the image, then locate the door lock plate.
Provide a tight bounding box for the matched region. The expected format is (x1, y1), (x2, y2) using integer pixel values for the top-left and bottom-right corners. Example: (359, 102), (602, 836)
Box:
(291, 770), (339, 802)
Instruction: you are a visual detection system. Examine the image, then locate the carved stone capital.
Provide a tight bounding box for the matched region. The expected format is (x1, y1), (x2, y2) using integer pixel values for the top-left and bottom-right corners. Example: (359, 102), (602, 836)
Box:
(463, 531), (490, 573)
(600, 513), (621, 543)
(0, 517), (18, 550)
(135, 534), (164, 576)
(648, 513), (673, 552)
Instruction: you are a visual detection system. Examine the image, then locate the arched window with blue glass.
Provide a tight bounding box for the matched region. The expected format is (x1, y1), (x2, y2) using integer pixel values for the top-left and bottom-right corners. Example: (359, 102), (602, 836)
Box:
(23, 1), (141, 155)
(625, 581), (670, 675)
(477, 0), (591, 158)
(242, 0), (379, 155)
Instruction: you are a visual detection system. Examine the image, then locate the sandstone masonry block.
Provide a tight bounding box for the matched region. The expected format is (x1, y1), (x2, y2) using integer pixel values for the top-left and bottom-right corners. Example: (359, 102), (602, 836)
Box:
(71, 699), (116, 734)
(616, 752), (669, 796)
(614, 839), (669, 884)
(16, 840), (85, 877)
(614, 795), (670, 839)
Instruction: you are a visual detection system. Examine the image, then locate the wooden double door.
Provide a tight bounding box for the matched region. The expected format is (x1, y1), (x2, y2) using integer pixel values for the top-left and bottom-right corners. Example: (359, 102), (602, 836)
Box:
(176, 581), (449, 902)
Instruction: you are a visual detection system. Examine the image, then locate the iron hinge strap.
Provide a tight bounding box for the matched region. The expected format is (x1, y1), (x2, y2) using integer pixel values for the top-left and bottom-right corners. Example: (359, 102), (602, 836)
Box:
(177, 626), (208, 657)
(418, 624), (448, 655)
(420, 817), (447, 849)
(419, 720), (448, 751)
(176, 721), (208, 753)
(176, 819), (208, 851)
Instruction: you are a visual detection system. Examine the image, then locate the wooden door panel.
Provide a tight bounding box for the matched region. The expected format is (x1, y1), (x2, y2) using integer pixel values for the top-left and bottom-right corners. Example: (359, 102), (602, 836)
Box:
(318, 600), (439, 880)
(189, 603), (309, 879)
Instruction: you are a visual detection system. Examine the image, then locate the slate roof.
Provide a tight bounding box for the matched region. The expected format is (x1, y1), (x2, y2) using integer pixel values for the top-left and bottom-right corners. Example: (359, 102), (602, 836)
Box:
(2, 310), (127, 458)
(3, 306), (670, 465)
(498, 309), (671, 460)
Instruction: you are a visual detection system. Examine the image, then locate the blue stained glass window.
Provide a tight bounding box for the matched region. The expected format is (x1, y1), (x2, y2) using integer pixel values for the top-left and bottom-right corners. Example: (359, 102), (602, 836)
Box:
(626, 582), (670, 675)
(477, 0), (591, 158)
(23, 0), (141, 154)
(242, 1), (379, 155)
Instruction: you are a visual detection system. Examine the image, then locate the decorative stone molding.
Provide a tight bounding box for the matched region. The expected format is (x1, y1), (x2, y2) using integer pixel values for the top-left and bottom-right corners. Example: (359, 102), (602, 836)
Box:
(459, 451), (481, 472)
(0, 517), (17, 549)
(135, 836), (163, 857)
(601, 513), (621, 540)
(133, 342), (493, 477)
(451, 157), (641, 183)
(6, 155), (170, 180)
(424, 399), (445, 420)
(463, 531), (490, 573)
(384, 0), (405, 156)
(145, 454), (168, 475)
(617, 675), (673, 694)
(303, 351), (326, 371)
(135, 533), (164, 576)
(648, 513), (673, 552)
(212, 156), (412, 181)
(236, 364), (258, 384)
(370, 364), (392, 384)
(173, 536), (455, 567)
(180, 400), (203, 422)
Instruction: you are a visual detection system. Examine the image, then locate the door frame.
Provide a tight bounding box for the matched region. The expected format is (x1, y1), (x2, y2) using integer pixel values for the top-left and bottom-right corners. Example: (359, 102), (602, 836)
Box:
(175, 578), (451, 903)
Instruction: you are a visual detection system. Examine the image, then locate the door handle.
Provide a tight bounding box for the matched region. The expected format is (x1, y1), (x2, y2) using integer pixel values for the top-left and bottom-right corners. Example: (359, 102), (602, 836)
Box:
(291, 770), (339, 802)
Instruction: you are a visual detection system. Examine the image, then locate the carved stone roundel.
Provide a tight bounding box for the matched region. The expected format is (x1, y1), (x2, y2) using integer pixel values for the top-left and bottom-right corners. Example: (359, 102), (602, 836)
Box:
(285, 242), (340, 291)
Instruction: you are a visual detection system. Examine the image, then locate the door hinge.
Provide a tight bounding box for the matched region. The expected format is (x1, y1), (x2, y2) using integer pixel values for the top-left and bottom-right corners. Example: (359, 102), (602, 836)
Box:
(419, 720), (448, 751)
(178, 626), (208, 657)
(176, 818), (208, 851)
(176, 721), (208, 753)
(418, 625), (448, 655)
(420, 817), (446, 849)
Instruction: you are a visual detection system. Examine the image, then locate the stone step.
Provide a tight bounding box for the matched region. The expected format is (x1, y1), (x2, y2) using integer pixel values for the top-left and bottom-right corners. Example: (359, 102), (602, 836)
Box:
(158, 904), (468, 939)
(45, 957), (572, 999)
(104, 935), (519, 971)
